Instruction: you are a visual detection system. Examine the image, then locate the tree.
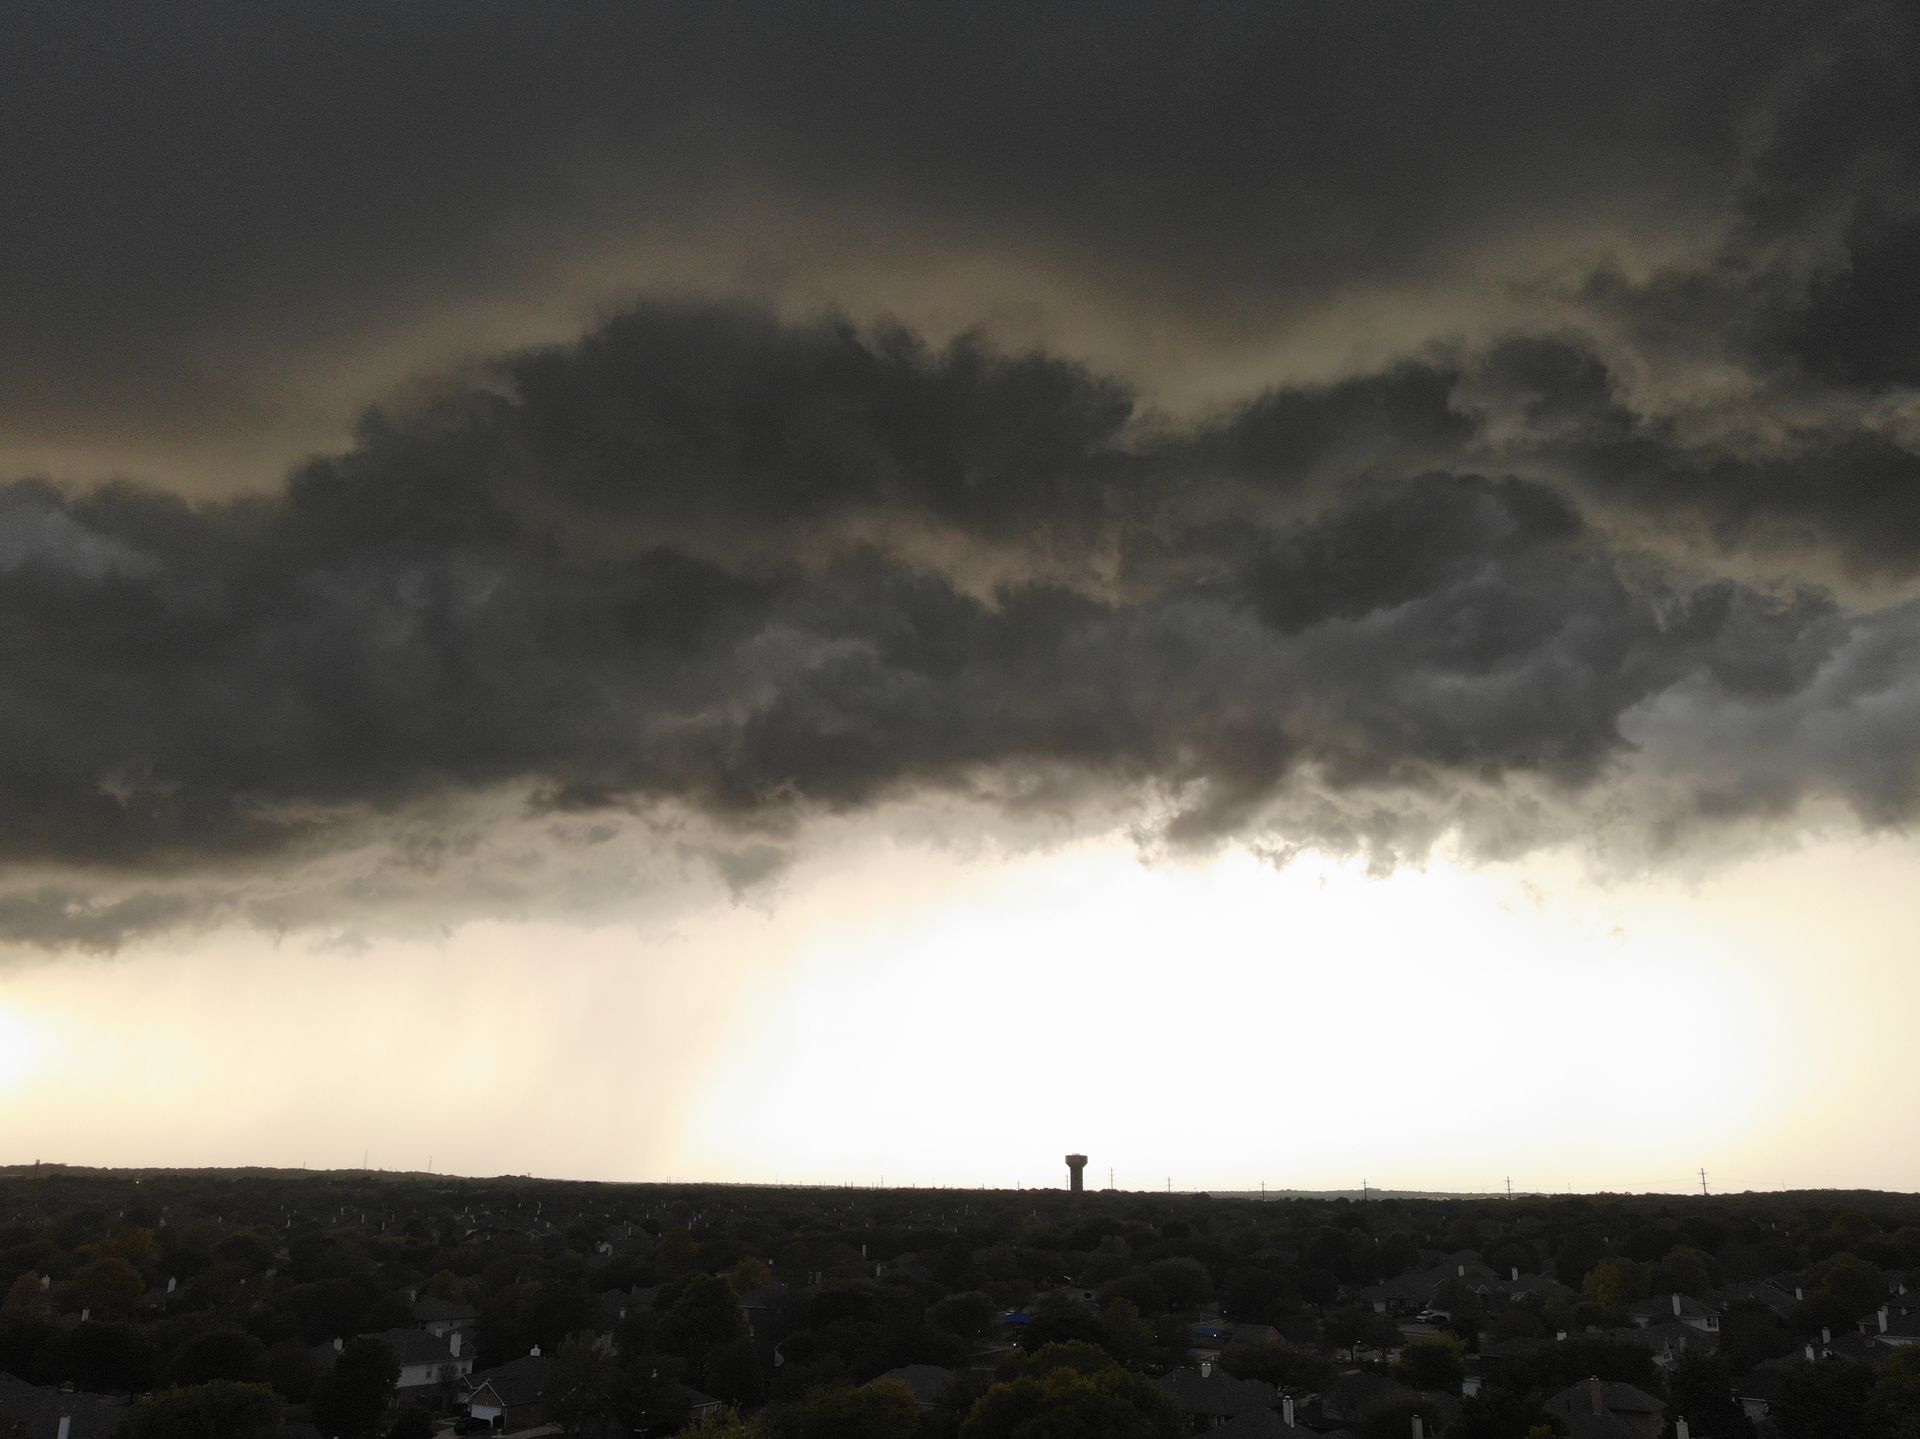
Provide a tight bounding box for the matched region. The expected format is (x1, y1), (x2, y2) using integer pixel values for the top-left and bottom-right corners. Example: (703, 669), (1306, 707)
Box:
(660, 1274), (751, 1375)
(791, 1382), (922, 1439)
(1872, 1346), (1920, 1439)
(1019, 1295), (1104, 1352)
(1449, 1387), (1556, 1439)
(120, 1380), (283, 1439)
(929, 1290), (998, 1341)
(70, 1256), (145, 1319)
(1581, 1258), (1650, 1314)
(311, 1336), (400, 1439)
(550, 1330), (616, 1434)
(1774, 1359), (1877, 1439)
(1220, 1339), (1331, 1391)
(960, 1366), (1182, 1439)
(1147, 1258), (1212, 1309)
(1394, 1334), (1467, 1391)
(3, 1272), (45, 1313)
(168, 1327), (265, 1387)
(37, 1320), (156, 1393)
(1666, 1352), (1755, 1439)
(727, 1256), (776, 1297)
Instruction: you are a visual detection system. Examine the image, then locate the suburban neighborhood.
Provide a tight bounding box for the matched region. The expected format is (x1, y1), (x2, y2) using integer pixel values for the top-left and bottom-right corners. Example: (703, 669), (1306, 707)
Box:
(2, 1165), (1918, 1439)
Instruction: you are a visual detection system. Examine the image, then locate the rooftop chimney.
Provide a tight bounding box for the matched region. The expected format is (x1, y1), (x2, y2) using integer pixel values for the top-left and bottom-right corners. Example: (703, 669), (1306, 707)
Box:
(1588, 1377), (1606, 1416)
(334, 1337), (344, 1353)
(166, 1276), (176, 1293)
(1282, 1395), (1295, 1428)
(1511, 1267), (1520, 1282)
(530, 1345), (541, 1358)
(56, 1418), (70, 1439)
(1880, 1306), (1891, 1333)
(1199, 1361), (1212, 1378)
(1676, 1419), (1690, 1439)
(1805, 1343), (1816, 1361)
(450, 1332), (462, 1358)
(1411, 1416), (1424, 1439)
(78, 1309), (88, 1324)
(1458, 1265), (1466, 1277)
(1672, 1292), (1682, 1316)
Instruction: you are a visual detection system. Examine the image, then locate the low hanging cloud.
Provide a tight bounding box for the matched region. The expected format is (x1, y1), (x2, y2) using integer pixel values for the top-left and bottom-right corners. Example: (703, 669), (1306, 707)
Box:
(3, 301), (1918, 950)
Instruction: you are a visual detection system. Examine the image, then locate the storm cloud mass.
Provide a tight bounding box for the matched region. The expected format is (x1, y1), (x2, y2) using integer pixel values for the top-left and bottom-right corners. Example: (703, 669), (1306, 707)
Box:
(1, 0), (1917, 948)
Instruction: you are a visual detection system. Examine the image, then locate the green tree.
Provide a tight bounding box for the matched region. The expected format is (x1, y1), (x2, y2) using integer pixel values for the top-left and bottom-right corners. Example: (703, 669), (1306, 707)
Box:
(1581, 1258), (1651, 1314)
(727, 1257), (776, 1297)
(1871, 1346), (1920, 1439)
(1774, 1359), (1877, 1439)
(311, 1336), (399, 1439)
(71, 1256), (145, 1319)
(1394, 1333), (1467, 1391)
(550, 1330), (616, 1434)
(167, 1327), (265, 1387)
(960, 1367), (1181, 1439)
(791, 1382), (922, 1439)
(3, 1272), (45, 1313)
(1147, 1258), (1211, 1310)
(120, 1380), (283, 1439)
(1219, 1339), (1331, 1391)
(660, 1274), (751, 1375)
(1666, 1352), (1755, 1439)
(928, 1291), (998, 1341)
(1449, 1387), (1556, 1439)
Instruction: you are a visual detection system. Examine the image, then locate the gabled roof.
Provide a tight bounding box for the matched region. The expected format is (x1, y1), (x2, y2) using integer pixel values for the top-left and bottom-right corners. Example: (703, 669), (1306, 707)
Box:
(1545, 1379), (1665, 1417)
(368, 1328), (462, 1369)
(1159, 1367), (1277, 1420)
(0, 1373), (127, 1439)
(465, 1353), (553, 1409)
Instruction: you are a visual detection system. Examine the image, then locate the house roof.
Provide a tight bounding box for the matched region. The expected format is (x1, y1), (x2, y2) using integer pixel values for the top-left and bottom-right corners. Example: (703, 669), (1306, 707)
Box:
(1545, 1380), (1665, 1417)
(465, 1354), (553, 1409)
(1159, 1367), (1277, 1420)
(0, 1373), (127, 1439)
(867, 1364), (957, 1408)
(369, 1328), (461, 1369)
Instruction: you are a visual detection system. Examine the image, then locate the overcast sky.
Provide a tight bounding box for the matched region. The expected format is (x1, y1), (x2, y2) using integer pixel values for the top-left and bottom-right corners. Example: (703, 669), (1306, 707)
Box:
(2, 0), (1918, 1191)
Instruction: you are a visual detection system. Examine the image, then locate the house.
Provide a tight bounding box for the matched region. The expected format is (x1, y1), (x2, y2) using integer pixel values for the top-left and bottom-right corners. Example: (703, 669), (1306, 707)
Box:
(461, 1349), (554, 1433)
(374, 1328), (473, 1398)
(1542, 1378), (1666, 1439)
(865, 1365), (957, 1411)
(0, 1374), (127, 1439)
(1626, 1293), (1718, 1334)
(311, 1330), (473, 1402)
(412, 1297), (479, 1338)
(1865, 1303), (1920, 1349)
(1159, 1365), (1278, 1429)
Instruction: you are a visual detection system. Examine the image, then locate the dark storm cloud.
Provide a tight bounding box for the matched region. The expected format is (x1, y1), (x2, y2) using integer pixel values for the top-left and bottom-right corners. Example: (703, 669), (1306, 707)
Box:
(1, 302), (1911, 948)
(3, 0), (1907, 488)
(3, 4), (1920, 947)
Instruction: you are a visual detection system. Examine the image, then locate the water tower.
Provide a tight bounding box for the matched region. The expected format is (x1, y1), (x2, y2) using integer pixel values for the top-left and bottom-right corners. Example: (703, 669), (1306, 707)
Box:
(1065, 1154), (1088, 1194)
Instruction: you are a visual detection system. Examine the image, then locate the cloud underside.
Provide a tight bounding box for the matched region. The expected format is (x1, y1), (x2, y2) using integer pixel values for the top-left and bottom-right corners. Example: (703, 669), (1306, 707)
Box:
(3, 293), (1920, 951)
(0, 1), (1917, 948)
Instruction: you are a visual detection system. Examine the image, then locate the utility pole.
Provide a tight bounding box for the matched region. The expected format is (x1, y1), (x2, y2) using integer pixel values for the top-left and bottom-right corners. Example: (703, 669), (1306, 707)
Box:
(1261, 1179), (1266, 1201)
(1699, 1168), (1709, 1197)
(1362, 1178), (1369, 1201)
(1506, 1176), (1512, 1200)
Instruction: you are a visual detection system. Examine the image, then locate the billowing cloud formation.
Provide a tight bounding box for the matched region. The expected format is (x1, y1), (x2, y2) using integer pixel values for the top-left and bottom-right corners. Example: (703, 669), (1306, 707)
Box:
(1, 2), (1917, 948)
(2, 300), (1918, 949)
